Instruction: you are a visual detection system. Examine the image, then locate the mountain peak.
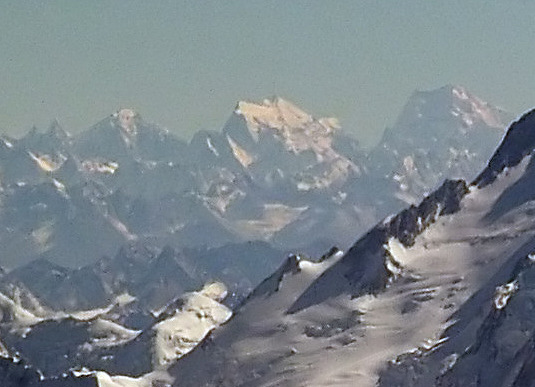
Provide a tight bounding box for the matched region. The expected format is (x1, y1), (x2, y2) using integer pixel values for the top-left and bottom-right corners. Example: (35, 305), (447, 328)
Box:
(227, 96), (344, 161)
(396, 85), (510, 131)
(234, 97), (340, 135)
(112, 108), (138, 136)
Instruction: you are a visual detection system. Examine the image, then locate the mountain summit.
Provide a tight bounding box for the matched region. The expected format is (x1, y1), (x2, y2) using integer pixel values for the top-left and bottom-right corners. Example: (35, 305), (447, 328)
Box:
(369, 84), (513, 206)
(395, 84), (509, 131)
(233, 97), (341, 154)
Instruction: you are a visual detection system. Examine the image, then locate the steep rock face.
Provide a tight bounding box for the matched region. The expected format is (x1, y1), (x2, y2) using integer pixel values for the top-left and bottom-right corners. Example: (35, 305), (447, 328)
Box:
(226, 97), (360, 188)
(378, 236), (535, 387)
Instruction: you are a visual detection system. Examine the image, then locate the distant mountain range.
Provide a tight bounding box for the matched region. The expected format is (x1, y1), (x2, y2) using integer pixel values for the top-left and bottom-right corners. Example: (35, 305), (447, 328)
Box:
(0, 85), (511, 268)
(0, 85), (522, 386)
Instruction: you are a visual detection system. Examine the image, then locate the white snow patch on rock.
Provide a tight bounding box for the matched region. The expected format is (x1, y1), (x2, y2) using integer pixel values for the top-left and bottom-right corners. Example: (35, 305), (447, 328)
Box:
(0, 291), (43, 327)
(206, 137), (219, 156)
(28, 151), (66, 172)
(88, 318), (141, 348)
(494, 280), (518, 310)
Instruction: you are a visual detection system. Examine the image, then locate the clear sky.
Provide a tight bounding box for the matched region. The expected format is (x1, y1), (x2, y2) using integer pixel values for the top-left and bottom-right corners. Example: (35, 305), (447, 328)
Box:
(1, 1), (534, 146)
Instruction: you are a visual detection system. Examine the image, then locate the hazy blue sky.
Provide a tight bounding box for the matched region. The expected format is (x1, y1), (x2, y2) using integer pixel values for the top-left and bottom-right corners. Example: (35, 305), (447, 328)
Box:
(1, 1), (534, 145)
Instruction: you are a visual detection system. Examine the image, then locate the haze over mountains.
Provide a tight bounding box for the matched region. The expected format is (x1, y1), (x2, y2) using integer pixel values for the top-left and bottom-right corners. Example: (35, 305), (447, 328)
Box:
(0, 85), (527, 386)
(0, 85), (510, 267)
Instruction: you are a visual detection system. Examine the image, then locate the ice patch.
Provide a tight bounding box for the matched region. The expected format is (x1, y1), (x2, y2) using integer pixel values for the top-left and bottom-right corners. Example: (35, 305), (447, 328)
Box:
(68, 293), (136, 321)
(451, 85), (506, 129)
(421, 335), (448, 351)
(0, 291), (43, 327)
(298, 259), (323, 273)
(53, 178), (68, 198)
(385, 238), (409, 270)
(494, 280), (518, 310)
(384, 248), (403, 281)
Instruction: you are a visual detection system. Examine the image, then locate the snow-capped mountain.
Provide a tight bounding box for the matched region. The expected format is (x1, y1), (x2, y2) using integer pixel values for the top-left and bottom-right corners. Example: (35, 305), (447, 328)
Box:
(0, 280), (231, 386)
(369, 84), (512, 208)
(0, 99), (368, 270)
(0, 86), (508, 270)
(0, 86), (520, 386)
(165, 109), (535, 387)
